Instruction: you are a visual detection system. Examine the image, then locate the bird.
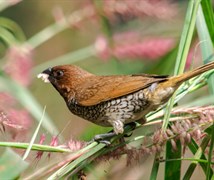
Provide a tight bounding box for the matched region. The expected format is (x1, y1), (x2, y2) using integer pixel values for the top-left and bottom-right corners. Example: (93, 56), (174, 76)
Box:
(38, 61), (214, 135)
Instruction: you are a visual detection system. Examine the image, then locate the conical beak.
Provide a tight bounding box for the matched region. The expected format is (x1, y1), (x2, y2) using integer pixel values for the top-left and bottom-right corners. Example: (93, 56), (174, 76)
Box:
(42, 67), (52, 75)
(37, 67), (52, 83)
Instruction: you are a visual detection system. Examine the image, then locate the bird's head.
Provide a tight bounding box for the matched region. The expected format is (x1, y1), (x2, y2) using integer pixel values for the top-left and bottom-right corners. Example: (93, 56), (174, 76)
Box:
(37, 65), (93, 101)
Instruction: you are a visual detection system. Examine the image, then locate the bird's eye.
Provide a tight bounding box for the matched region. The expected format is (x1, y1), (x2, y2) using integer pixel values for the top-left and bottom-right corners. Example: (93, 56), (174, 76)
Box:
(53, 70), (64, 78)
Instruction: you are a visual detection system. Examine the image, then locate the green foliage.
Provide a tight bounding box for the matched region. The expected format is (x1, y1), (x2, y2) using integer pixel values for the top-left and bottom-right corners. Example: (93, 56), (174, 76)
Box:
(0, 148), (28, 179)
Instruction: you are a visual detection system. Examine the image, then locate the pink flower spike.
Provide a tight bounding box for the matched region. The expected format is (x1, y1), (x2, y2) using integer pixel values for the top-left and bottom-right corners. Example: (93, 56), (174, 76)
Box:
(52, 6), (66, 25)
(47, 136), (59, 159)
(94, 36), (110, 60)
(1, 109), (32, 139)
(4, 45), (33, 86)
(66, 138), (86, 152)
(35, 150), (44, 162)
(113, 38), (175, 60)
(7, 109), (32, 129)
(103, 0), (177, 20)
(50, 136), (59, 147)
(0, 92), (16, 108)
(94, 35), (175, 61)
(39, 133), (46, 145)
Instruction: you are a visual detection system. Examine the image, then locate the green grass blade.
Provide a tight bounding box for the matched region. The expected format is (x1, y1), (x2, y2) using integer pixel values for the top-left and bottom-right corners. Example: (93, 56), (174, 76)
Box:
(47, 142), (104, 179)
(22, 106), (46, 160)
(162, 0), (201, 130)
(0, 142), (71, 153)
(33, 45), (95, 75)
(196, 4), (214, 93)
(0, 148), (29, 179)
(184, 136), (212, 179)
(205, 125), (214, 180)
(162, 1), (202, 179)
(201, 0), (214, 44)
(27, 20), (68, 49)
(0, 17), (26, 42)
(164, 141), (181, 180)
(196, 4), (214, 179)
(0, 26), (17, 45)
(150, 153), (160, 180)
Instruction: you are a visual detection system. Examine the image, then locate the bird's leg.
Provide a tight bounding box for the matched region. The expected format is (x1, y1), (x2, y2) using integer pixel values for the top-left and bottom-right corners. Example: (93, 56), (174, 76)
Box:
(92, 120), (124, 145)
(87, 133), (113, 146)
(90, 121), (137, 145)
(88, 120), (122, 145)
(111, 119), (124, 135)
(123, 122), (137, 137)
(93, 131), (116, 145)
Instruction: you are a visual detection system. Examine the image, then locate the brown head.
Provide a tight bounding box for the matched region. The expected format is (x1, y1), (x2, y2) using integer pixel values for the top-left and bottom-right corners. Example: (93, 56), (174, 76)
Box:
(37, 65), (93, 101)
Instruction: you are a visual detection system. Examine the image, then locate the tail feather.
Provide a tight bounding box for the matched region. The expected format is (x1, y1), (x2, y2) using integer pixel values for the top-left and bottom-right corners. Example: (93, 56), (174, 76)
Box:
(169, 61), (214, 86)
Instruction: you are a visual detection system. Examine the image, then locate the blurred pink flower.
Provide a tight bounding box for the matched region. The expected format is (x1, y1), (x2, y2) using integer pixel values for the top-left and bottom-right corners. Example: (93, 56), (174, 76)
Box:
(6, 109), (31, 128)
(0, 109), (32, 139)
(35, 134), (46, 160)
(103, 0), (177, 21)
(50, 136), (58, 147)
(4, 45), (33, 86)
(62, 138), (86, 152)
(0, 92), (16, 108)
(94, 36), (110, 60)
(8, 0), (22, 5)
(95, 34), (175, 61)
(47, 136), (59, 158)
(39, 133), (46, 144)
(52, 6), (66, 26)
(0, 92), (32, 139)
(113, 37), (175, 60)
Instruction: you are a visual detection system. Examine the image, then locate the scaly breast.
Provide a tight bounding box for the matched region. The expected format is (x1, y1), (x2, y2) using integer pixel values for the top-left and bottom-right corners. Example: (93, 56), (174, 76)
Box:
(67, 89), (151, 126)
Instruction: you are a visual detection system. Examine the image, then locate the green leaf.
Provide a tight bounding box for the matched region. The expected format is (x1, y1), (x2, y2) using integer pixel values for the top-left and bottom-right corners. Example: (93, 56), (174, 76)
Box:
(164, 141), (181, 180)
(0, 26), (17, 46)
(200, 0), (214, 44)
(196, 4), (214, 180)
(196, 4), (214, 93)
(0, 142), (71, 153)
(184, 137), (213, 179)
(22, 106), (46, 160)
(206, 124), (214, 180)
(150, 153), (160, 180)
(0, 17), (26, 42)
(33, 45), (95, 75)
(146, 47), (178, 75)
(0, 148), (29, 179)
(162, 0), (201, 130)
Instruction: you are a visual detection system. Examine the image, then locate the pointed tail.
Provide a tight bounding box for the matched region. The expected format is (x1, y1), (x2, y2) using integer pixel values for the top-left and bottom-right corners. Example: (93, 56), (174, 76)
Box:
(168, 61), (214, 87)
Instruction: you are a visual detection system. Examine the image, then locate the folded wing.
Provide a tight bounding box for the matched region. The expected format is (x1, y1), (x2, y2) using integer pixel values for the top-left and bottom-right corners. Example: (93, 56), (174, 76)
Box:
(75, 74), (168, 106)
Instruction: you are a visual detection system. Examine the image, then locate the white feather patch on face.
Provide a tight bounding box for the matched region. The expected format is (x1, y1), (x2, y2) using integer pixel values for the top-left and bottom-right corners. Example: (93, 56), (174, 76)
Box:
(37, 73), (50, 83)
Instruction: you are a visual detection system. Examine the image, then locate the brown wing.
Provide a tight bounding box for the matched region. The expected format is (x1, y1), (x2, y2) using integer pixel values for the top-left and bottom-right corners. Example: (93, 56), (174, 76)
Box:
(75, 74), (168, 106)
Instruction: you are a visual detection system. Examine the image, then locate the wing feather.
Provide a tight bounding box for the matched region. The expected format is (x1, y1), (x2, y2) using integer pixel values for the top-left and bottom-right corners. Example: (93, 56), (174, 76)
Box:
(75, 75), (168, 106)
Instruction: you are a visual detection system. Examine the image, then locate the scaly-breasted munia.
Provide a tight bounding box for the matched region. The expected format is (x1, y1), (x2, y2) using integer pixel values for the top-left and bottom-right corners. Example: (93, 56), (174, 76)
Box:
(38, 61), (214, 134)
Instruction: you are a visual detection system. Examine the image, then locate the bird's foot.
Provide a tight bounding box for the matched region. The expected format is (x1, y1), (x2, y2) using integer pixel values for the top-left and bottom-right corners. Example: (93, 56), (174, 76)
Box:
(94, 132), (116, 145)
(87, 132), (116, 145)
(124, 132), (133, 137)
(88, 122), (137, 145)
(123, 122), (136, 137)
